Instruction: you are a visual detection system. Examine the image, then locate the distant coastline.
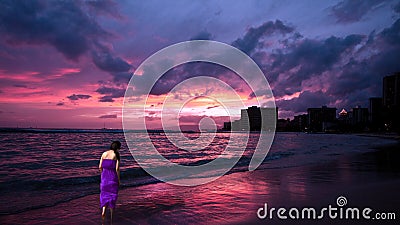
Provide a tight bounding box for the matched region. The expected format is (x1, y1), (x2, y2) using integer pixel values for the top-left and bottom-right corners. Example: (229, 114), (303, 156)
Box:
(0, 127), (209, 134)
(0, 127), (124, 133)
(1, 127), (399, 137)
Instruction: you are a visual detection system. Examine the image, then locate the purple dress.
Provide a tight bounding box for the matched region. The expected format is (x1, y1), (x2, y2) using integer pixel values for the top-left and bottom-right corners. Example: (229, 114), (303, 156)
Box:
(100, 159), (119, 209)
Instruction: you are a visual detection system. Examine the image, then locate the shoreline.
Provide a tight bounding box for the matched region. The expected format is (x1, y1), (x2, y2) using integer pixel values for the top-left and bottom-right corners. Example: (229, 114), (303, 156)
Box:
(1, 135), (399, 224)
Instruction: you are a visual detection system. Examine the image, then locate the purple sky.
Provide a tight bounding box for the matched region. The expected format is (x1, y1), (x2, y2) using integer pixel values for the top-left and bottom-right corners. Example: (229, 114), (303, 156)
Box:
(0, 0), (399, 128)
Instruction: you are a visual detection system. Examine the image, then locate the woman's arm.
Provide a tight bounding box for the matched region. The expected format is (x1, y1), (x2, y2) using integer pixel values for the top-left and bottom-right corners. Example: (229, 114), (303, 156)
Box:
(99, 153), (104, 172)
(116, 160), (120, 186)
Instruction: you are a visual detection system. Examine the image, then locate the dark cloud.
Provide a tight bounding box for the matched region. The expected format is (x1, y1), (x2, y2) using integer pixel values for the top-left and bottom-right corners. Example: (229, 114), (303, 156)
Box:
(379, 18), (400, 44)
(0, 0), (131, 104)
(394, 1), (400, 13)
(132, 62), (234, 96)
(274, 18), (400, 114)
(269, 34), (364, 97)
(112, 71), (133, 83)
(96, 86), (125, 96)
(326, 19), (400, 108)
(67, 94), (92, 101)
(277, 91), (333, 113)
(92, 51), (132, 73)
(206, 105), (219, 109)
(330, 0), (385, 23)
(232, 20), (294, 54)
(91, 46), (133, 100)
(0, 0), (112, 60)
(56, 102), (64, 106)
(87, 0), (121, 17)
(327, 59), (370, 97)
(233, 18), (400, 115)
(99, 96), (114, 102)
(190, 30), (213, 40)
(99, 114), (117, 119)
(13, 84), (28, 88)
(96, 86), (125, 102)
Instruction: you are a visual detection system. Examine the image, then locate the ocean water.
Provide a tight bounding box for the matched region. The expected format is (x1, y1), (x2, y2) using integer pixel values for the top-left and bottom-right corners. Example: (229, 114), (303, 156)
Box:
(0, 131), (394, 216)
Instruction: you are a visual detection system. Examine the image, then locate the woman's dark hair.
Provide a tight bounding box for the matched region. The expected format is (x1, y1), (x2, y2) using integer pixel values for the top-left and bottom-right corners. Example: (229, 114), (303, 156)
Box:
(110, 141), (121, 161)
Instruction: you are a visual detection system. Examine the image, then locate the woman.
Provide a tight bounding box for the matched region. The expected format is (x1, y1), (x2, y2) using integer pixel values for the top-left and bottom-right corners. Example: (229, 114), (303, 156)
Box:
(99, 141), (121, 221)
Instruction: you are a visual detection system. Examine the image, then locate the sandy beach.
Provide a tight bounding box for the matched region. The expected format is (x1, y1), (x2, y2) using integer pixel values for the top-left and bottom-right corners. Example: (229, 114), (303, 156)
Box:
(1, 135), (399, 225)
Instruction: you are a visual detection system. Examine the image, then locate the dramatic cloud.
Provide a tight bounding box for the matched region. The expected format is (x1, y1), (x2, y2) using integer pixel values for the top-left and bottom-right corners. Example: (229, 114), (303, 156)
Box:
(190, 30), (213, 40)
(269, 34), (364, 97)
(232, 20), (294, 54)
(67, 94), (92, 101)
(277, 91), (333, 113)
(96, 86), (125, 102)
(235, 16), (400, 114)
(92, 51), (132, 73)
(330, 0), (386, 23)
(394, 1), (400, 13)
(0, 1), (398, 128)
(379, 18), (400, 44)
(86, 0), (121, 17)
(0, 0), (132, 102)
(99, 114), (117, 119)
(0, 0), (111, 60)
(13, 84), (28, 88)
(325, 18), (400, 108)
(207, 105), (220, 109)
(132, 61), (239, 96)
(98, 96), (113, 102)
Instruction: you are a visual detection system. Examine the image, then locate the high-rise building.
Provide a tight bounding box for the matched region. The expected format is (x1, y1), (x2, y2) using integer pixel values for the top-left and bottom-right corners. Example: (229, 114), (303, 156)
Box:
(223, 122), (231, 131)
(383, 73), (400, 131)
(261, 107), (278, 131)
(247, 106), (262, 131)
(292, 114), (308, 131)
(338, 108), (348, 119)
(351, 106), (368, 130)
(337, 108), (351, 132)
(307, 106), (337, 132)
(383, 73), (400, 107)
(369, 97), (383, 131)
(240, 108), (250, 131)
(231, 119), (241, 131)
(230, 106), (277, 131)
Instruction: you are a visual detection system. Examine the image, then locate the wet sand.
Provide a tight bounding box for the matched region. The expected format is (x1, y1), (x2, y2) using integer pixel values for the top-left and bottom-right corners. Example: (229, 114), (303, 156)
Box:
(1, 140), (399, 225)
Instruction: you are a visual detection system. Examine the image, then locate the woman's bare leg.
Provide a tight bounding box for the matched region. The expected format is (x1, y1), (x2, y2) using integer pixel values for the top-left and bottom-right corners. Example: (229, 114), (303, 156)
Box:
(101, 206), (106, 220)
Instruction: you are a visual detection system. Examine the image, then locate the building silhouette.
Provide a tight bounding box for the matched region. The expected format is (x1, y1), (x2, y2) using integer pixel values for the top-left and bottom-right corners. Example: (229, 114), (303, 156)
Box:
(261, 107), (278, 131)
(338, 108), (348, 119)
(351, 106), (369, 130)
(369, 97), (383, 131)
(221, 72), (400, 133)
(231, 119), (241, 131)
(383, 73), (400, 132)
(246, 106), (261, 131)
(224, 106), (277, 131)
(307, 106), (337, 132)
(223, 121), (231, 131)
(292, 114), (308, 131)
